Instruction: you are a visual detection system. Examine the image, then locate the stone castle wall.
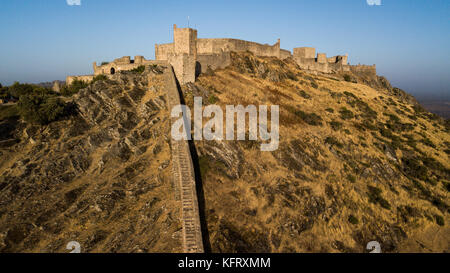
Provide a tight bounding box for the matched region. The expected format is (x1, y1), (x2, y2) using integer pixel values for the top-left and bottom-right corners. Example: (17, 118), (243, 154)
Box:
(154, 25), (293, 84)
(293, 47), (350, 73)
(66, 75), (95, 86)
(155, 43), (174, 60)
(92, 56), (165, 76)
(163, 63), (204, 253)
(67, 24), (376, 87)
(350, 64), (377, 75)
(196, 51), (231, 74)
(167, 53), (197, 85)
(156, 36), (291, 61)
(196, 38), (284, 58)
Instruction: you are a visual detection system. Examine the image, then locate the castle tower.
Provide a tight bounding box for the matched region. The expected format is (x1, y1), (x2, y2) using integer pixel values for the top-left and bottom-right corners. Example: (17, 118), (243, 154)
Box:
(317, 53), (327, 64)
(170, 24), (198, 84)
(293, 47), (316, 59)
(173, 24), (197, 58)
(134, 55), (144, 64)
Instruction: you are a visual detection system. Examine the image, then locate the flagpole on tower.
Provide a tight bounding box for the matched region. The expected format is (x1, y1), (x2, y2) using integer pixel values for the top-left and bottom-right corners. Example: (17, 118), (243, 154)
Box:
(188, 16), (190, 28)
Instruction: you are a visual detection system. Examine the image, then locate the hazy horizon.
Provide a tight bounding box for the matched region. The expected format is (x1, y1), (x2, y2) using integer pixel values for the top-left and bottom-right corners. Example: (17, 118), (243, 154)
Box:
(0, 0), (449, 100)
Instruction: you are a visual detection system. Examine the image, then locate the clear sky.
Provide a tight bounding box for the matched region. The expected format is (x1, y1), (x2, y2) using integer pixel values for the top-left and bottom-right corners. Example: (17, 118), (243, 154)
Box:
(0, 0), (449, 100)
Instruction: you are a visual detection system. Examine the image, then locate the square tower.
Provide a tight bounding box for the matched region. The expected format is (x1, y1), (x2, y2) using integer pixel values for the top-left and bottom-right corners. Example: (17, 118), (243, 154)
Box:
(173, 24), (197, 58)
(293, 47), (316, 59)
(317, 53), (327, 64)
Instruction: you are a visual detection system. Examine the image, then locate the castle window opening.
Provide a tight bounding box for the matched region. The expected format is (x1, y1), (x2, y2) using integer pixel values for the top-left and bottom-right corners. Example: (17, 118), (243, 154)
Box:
(110, 67), (115, 75)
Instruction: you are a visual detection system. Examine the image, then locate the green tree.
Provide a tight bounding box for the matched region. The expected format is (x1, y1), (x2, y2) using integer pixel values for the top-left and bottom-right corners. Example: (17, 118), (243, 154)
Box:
(18, 92), (67, 124)
(60, 79), (88, 96)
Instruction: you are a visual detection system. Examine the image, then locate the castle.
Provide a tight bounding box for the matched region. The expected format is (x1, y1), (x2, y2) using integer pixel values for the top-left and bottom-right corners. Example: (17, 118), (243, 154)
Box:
(66, 24), (376, 86)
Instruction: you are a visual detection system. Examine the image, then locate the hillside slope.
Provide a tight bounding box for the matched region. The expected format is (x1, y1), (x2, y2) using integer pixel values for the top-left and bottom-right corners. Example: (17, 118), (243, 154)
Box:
(0, 67), (182, 252)
(0, 52), (448, 253)
(184, 52), (449, 252)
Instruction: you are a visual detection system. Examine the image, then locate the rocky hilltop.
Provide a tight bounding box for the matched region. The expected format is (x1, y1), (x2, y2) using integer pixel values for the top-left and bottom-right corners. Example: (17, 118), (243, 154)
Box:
(186, 52), (449, 252)
(0, 52), (449, 252)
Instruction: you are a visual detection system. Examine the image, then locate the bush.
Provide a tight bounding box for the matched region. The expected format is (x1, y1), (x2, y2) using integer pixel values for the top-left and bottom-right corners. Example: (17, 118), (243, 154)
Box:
(130, 65), (146, 73)
(325, 136), (343, 148)
(18, 92), (69, 124)
(421, 137), (436, 148)
(6, 82), (55, 99)
(343, 74), (352, 82)
(208, 94), (218, 104)
(329, 120), (343, 131)
(92, 74), (108, 83)
(402, 157), (428, 181)
(298, 90), (311, 99)
(367, 186), (391, 210)
(325, 108), (334, 113)
(434, 214), (444, 226)
(339, 107), (354, 120)
(61, 79), (88, 96)
(348, 215), (359, 225)
(0, 105), (20, 121)
(347, 174), (356, 183)
(296, 110), (322, 126)
(445, 182), (450, 192)
(343, 91), (357, 98)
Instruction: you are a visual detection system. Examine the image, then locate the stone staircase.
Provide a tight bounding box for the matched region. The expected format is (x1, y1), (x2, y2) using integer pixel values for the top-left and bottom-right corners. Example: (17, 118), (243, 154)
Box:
(161, 64), (204, 253)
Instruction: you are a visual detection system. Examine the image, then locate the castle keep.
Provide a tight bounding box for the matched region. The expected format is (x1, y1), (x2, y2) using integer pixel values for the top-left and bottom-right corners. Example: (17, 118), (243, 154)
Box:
(66, 24), (376, 85)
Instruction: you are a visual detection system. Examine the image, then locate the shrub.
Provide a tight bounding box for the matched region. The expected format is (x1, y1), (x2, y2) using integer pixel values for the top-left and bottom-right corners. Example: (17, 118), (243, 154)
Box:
(356, 100), (377, 119)
(325, 136), (343, 148)
(348, 215), (359, 225)
(299, 90), (311, 99)
(285, 71), (297, 81)
(360, 120), (377, 131)
(18, 92), (70, 124)
(347, 174), (356, 183)
(61, 79), (88, 96)
(296, 110), (322, 126)
(445, 182), (450, 192)
(130, 65), (146, 73)
(378, 126), (394, 139)
(367, 186), (391, 210)
(339, 107), (354, 120)
(402, 157), (428, 181)
(343, 74), (352, 82)
(325, 108), (334, 113)
(434, 214), (444, 226)
(208, 94), (218, 104)
(0, 105), (20, 121)
(421, 137), (436, 148)
(329, 120), (343, 131)
(5, 82), (55, 99)
(92, 74), (108, 83)
(343, 91), (357, 98)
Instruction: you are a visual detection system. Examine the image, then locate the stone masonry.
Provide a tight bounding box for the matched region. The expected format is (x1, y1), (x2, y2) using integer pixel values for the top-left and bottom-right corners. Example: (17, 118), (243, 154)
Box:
(67, 24), (376, 86)
(162, 63), (204, 253)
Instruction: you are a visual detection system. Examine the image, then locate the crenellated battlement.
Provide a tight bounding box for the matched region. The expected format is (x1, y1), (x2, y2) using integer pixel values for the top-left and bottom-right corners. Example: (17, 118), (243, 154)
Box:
(293, 47), (350, 73)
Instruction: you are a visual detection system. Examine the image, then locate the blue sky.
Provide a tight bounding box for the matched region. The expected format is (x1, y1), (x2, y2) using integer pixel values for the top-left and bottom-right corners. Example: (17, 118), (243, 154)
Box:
(0, 0), (449, 100)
